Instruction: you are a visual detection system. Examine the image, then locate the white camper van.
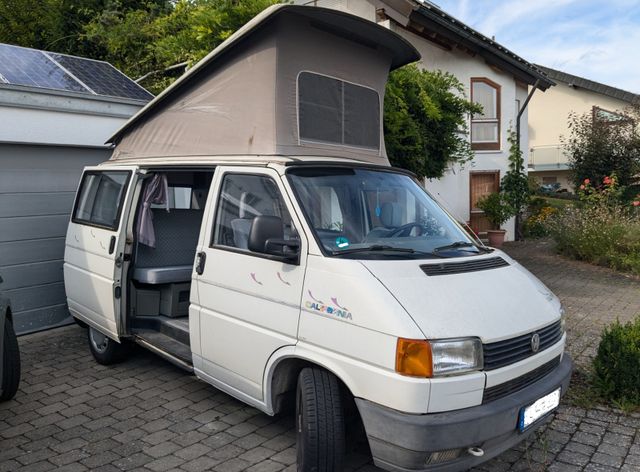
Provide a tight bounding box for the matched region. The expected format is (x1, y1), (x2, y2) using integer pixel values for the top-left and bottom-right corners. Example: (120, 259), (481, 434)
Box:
(64, 5), (572, 472)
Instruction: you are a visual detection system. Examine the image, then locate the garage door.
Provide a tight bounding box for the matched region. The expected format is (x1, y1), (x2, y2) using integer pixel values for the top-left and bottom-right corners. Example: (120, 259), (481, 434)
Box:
(0, 144), (110, 334)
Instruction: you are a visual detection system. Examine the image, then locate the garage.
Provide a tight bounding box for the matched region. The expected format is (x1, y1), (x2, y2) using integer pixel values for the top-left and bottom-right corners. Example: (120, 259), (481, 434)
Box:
(0, 42), (151, 334)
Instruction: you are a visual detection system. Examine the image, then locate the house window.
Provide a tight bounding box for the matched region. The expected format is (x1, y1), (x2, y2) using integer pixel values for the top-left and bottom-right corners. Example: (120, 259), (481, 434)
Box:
(298, 72), (380, 150)
(593, 106), (632, 125)
(471, 78), (501, 151)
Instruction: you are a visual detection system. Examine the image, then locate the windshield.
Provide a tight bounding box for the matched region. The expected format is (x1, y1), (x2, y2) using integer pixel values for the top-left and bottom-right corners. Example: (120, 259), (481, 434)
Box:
(287, 167), (483, 259)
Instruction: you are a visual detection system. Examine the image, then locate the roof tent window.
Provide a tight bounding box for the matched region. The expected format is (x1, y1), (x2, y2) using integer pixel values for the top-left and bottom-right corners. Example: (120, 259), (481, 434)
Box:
(298, 72), (380, 150)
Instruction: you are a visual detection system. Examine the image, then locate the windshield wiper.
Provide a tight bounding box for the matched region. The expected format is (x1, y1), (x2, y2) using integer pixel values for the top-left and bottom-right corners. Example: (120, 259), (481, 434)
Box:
(433, 241), (493, 253)
(332, 245), (445, 258)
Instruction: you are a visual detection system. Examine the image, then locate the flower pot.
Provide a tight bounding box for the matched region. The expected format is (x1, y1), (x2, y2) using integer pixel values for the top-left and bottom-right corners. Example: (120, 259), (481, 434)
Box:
(487, 229), (507, 248)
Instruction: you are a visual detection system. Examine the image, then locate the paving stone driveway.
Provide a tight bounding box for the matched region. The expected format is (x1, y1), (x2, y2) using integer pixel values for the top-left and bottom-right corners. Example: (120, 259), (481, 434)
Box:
(1, 239), (639, 472)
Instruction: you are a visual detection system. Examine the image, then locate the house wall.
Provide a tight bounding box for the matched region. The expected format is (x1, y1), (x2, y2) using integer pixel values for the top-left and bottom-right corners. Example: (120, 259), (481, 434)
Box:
(529, 80), (632, 151)
(397, 26), (527, 240)
(528, 80), (632, 191)
(0, 88), (144, 334)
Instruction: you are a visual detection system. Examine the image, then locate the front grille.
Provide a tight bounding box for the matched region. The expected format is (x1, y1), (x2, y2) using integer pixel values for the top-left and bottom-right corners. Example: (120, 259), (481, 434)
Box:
(420, 256), (509, 276)
(483, 356), (561, 404)
(483, 320), (563, 370)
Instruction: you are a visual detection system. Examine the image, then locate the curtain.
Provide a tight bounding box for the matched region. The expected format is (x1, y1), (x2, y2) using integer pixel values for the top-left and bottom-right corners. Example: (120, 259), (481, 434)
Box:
(137, 174), (169, 248)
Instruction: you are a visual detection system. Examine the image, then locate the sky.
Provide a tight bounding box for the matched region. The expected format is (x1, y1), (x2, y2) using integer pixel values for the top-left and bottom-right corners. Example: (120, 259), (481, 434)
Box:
(432, 0), (640, 93)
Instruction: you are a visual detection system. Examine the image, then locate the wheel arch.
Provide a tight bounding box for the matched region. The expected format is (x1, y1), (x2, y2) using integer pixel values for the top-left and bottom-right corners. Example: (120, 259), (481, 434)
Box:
(263, 346), (358, 416)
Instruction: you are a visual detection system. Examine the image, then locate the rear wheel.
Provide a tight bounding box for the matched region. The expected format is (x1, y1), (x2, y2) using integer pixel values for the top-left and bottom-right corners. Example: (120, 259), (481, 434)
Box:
(1, 317), (20, 402)
(88, 327), (129, 365)
(296, 367), (345, 472)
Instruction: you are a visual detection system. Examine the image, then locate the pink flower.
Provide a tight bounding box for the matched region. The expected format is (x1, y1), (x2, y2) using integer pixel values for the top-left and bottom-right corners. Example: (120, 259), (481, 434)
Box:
(633, 201), (640, 207)
(584, 178), (590, 185)
(579, 185), (585, 190)
(603, 176), (612, 185)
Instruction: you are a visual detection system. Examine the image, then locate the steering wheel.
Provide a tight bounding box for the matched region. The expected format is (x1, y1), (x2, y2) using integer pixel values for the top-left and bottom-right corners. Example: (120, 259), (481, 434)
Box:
(387, 223), (424, 238)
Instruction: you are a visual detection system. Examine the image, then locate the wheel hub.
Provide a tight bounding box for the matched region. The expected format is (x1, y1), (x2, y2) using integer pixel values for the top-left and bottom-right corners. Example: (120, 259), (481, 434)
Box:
(90, 329), (109, 353)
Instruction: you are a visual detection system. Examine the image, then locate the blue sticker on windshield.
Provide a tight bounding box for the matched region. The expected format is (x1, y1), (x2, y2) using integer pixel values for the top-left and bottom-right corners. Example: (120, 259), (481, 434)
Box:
(375, 206), (381, 217)
(335, 237), (350, 248)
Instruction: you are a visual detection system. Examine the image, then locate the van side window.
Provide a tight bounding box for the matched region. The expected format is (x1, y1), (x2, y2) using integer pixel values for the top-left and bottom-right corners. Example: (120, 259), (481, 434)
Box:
(73, 171), (130, 229)
(212, 174), (296, 251)
(151, 186), (193, 210)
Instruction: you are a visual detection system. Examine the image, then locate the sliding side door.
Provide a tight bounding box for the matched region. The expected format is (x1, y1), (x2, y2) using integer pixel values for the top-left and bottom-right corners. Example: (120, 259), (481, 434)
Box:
(64, 166), (139, 340)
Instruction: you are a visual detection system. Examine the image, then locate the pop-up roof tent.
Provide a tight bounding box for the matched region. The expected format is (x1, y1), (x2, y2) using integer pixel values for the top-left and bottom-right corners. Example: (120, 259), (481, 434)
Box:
(108, 4), (420, 165)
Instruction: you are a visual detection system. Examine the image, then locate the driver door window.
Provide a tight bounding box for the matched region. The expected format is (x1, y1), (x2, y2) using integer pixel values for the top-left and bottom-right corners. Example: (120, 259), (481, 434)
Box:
(212, 174), (296, 252)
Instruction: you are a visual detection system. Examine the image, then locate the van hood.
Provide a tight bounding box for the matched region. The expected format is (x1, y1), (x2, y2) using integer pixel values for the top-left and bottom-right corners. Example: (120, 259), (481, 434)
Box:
(360, 251), (561, 343)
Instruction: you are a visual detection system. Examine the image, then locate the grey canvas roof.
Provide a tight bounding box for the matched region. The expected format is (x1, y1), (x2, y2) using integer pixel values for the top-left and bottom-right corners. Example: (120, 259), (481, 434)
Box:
(536, 65), (639, 105)
(379, 0), (554, 90)
(108, 4), (420, 165)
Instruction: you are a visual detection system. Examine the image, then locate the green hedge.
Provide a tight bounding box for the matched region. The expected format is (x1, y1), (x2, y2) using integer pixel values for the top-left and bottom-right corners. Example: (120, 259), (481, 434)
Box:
(593, 317), (640, 406)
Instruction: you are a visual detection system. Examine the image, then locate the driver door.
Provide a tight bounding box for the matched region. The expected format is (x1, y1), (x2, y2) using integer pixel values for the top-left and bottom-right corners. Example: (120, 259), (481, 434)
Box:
(64, 166), (140, 340)
(192, 167), (307, 401)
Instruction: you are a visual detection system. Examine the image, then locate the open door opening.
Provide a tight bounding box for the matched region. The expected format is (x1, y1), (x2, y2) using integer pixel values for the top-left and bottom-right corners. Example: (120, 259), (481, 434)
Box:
(126, 169), (215, 368)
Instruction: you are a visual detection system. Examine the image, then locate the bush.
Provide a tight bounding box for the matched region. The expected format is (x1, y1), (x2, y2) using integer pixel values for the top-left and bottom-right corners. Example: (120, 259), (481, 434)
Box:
(547, 204), (640, 275)
(477, 192), (514, 229)
(523, 206), (557, 238)
(545, 174), (640, 274)
(593, 317), (640, 406)
(564, 105), (640, 190)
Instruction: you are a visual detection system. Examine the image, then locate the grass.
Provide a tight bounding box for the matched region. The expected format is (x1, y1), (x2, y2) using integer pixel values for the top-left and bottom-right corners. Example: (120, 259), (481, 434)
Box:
(564, 366), (640, 415)
(540, 196), (574, 209)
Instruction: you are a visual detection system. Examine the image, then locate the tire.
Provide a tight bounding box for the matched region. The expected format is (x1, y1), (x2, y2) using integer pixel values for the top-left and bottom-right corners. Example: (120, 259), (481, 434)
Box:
(296, 367), (345, 472)
(1, 317), (20, 402)
(88, 327), (129, 365)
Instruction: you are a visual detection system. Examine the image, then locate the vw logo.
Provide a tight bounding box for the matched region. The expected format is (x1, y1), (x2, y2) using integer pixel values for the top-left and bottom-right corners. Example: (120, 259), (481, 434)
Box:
(531, 333), (540, 353)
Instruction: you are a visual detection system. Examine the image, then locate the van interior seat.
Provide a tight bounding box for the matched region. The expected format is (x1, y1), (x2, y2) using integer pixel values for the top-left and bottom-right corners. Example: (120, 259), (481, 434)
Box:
(366, 202), (403, 239)
(230, 191), (277, 249)
(133, 209), (202, 284)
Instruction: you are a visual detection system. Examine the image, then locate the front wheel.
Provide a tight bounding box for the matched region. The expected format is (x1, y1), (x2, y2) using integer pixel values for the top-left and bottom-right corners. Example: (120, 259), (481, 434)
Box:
(1, 317), (20, 402)
(296, 367), (345, 472)
(88, 327), (129, 365)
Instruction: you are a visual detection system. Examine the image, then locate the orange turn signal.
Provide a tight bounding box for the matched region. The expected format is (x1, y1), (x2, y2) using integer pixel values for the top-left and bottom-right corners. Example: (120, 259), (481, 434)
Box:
(396, 338), (433, 378)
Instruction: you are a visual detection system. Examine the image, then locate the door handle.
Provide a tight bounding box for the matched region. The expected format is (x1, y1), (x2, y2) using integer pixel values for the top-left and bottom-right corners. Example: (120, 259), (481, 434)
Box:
(108, 236), (116, 255)
(195, 252), (206, 275)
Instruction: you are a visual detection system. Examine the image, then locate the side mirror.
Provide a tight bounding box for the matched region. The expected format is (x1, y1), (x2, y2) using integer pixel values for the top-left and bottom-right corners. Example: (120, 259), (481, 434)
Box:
(248, 215), (300, 264)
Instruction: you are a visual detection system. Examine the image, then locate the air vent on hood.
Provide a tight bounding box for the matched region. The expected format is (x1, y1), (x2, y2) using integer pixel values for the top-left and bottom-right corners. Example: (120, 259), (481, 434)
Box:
(420, 257), (509, 276)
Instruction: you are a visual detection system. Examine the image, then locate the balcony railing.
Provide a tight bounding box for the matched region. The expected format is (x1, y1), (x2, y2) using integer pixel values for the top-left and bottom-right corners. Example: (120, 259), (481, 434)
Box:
(528, 145), (570, 171)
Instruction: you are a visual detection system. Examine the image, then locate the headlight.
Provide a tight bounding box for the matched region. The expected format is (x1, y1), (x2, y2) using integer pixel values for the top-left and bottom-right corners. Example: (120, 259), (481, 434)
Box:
(431, 338), (483, 376)
(560, 306), (566, 334)
(396, 337), (483, 378)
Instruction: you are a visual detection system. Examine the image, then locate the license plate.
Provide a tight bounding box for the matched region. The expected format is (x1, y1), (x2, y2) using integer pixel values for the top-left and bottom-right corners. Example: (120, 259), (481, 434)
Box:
(518, 388), (561, 431)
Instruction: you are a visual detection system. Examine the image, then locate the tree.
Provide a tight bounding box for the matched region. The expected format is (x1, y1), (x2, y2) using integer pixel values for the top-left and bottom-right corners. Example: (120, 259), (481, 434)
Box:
(84, 0), (278, 93)
(563, 105), (640, 190)
(0, 1), (170, 58)
(501, 129), (531, 238)
(384, 65), (481, 178)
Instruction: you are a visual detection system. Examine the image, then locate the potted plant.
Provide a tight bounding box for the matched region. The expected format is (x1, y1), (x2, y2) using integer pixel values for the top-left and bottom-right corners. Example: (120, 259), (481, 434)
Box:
(477, 192), (514, 247)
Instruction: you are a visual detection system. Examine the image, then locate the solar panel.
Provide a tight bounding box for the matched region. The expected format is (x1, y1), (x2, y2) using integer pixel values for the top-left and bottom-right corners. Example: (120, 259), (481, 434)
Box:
(51, 53), (154, 101)
(0, 44), (87, 93)
(0, 43), (153, 101)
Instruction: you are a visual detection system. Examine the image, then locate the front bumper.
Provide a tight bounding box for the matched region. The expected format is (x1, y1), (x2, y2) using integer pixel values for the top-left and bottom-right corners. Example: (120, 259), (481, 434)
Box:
(355, 353), (573, 472)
